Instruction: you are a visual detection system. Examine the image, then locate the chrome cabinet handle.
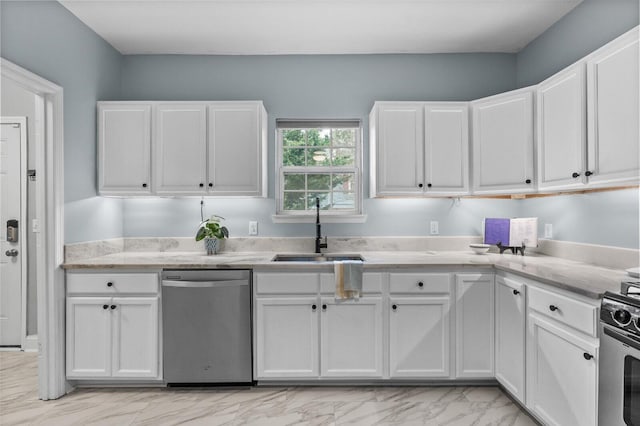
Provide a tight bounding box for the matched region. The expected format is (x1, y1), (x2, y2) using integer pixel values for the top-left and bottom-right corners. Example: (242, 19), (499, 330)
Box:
(5, 249), (18, 257)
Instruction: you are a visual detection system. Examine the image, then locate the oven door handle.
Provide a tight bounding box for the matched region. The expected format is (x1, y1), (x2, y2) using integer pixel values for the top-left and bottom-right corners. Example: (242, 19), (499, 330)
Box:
(603, 325), (640, 351)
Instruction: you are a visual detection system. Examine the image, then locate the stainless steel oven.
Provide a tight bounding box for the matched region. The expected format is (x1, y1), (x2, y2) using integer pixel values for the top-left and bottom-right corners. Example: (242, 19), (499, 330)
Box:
(599, 281), (640, 425)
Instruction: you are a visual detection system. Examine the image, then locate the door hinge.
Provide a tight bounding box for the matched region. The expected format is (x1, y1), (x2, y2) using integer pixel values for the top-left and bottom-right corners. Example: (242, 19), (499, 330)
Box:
(28, 170), (36, 181)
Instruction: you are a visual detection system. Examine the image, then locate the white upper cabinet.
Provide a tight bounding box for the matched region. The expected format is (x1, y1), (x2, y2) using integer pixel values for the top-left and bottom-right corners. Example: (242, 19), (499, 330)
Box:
(154, 104), (208, 194)
(98, 103), (151, 195)
(586, 27), (640, 187)
(537, 63), (587, 190)
(471, 88), (535, 194)
(208, 102), (267, 196)
(370, 101), (469, 197)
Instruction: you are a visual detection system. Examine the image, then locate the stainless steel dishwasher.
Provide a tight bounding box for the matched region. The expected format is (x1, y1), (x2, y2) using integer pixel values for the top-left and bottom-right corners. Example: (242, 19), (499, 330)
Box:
(162, 269), (252, 385)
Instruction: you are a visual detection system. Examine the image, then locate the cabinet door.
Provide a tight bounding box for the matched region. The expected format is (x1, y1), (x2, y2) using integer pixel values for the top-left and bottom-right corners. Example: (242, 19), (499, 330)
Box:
(537, 63), (587, 190)
(424, 103), (469, 195)
(471, 89), (535, 194)
(98, 103), (151, 195)
(528, 314), (598, 426)
(154, 104), (207, 194)
(111, 297), (159, 378)
(389, 297), (450, 378)
(587, 28), (640, 186)
(208, 102), (265, 196)
(373, 102), (425, 195)
(255, 298), (319, 378)
(66, 297), (112, 378)
(495, 276), (525, 403)
(320, 297), (383, 378)
(455, 274), (494, 378)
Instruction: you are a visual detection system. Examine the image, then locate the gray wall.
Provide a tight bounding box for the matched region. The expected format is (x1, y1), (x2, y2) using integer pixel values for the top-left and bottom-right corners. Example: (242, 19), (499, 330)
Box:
(0, 1), (124, 243)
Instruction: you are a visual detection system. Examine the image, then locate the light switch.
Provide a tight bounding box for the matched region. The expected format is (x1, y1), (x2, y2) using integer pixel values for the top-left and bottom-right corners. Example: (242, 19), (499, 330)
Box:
(249, 221), (258, 236)
(544, 223), (553, 239)
(430, 221), (439, 235)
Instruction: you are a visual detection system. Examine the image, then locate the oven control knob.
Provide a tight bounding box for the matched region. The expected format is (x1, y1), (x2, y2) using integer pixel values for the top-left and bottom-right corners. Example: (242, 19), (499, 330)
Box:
(613, 309), (632, 325)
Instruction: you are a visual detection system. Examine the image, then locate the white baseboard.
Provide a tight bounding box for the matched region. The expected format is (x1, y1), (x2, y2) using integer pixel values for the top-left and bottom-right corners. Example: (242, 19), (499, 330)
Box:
(23, 335), (38, 352)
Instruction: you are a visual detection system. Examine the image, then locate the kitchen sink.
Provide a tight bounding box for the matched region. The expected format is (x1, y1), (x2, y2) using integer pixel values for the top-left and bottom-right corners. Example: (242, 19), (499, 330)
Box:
(271, 254), (364, 262)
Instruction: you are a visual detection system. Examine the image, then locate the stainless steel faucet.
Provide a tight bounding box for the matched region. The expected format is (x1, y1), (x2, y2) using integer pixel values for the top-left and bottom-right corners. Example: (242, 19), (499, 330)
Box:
(315, 197), (327, 254)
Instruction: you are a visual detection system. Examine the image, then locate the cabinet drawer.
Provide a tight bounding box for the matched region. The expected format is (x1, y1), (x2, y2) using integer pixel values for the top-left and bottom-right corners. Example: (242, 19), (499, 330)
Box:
(256, 273), (318, 294)
(528, 285), (597, 336)
(320, 272), (383, 294)
(390, 273), (450, 294)
(67, 273), (159, 295)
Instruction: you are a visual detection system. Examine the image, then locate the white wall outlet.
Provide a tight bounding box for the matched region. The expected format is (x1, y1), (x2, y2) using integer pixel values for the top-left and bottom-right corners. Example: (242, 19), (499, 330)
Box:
(544, 223), (553, 239)
(430, 221), (439, 235)
(249, 221), (258, 236)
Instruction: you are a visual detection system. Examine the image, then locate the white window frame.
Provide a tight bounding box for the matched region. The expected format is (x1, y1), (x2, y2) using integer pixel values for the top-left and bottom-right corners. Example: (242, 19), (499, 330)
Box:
(273, 120), (366, 223)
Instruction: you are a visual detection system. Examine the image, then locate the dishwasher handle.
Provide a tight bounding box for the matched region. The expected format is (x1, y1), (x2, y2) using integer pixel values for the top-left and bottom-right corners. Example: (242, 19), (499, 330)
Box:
(162, 279), (248, 288)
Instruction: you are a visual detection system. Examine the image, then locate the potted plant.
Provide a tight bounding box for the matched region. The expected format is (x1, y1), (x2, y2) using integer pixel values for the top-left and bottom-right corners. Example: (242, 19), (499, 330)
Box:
(195, 215), (229, 255)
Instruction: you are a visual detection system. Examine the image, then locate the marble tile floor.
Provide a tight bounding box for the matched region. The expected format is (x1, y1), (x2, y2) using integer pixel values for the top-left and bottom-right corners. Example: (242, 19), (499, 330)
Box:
(1, 352), (539, 426)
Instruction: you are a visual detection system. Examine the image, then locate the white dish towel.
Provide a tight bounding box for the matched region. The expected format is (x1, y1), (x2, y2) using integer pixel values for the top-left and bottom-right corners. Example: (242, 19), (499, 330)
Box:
(335, 260), (363, 300)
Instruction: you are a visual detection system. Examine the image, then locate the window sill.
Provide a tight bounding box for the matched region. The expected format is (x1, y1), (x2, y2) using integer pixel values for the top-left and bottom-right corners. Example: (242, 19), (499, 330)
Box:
(271, 214), (368, 224)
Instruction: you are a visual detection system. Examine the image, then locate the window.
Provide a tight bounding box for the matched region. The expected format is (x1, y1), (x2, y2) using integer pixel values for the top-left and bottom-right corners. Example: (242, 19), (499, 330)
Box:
(276, 120), (362, 218)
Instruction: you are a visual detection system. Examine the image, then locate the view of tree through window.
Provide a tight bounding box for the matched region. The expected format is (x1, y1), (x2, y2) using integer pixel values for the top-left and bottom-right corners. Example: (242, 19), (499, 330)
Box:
(278, 124), (360, 213)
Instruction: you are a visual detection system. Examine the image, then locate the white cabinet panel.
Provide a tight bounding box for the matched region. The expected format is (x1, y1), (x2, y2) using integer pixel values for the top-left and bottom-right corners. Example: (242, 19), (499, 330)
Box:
(111, 297), (159, 378)
(389, 297), (450, 378)
(495, 276), (525, 403)
(66, 297), (112, 378)
(154, 104), (207, 194)
(424, 104), (469, 194)
(587, 28), (640, 187)
(98, 103), (151, 195)
(320, 297), (383, 378)
(471, 88), (535, 194)
(256, 298), (319, 378)
(208, 102), (265, 196)
(455, 273), (494, 378)
(537, 63), (587, 190)
(528, 314), (598, 426)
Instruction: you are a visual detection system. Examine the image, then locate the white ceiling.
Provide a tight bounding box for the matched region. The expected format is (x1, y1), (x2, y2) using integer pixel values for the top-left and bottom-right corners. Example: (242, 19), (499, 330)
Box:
(59, 0), (583, 55)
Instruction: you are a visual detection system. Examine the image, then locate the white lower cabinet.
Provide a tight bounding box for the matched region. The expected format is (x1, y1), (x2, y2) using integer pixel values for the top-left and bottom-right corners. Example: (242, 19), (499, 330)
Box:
(255, 298), (319, 379)
(527, 313), (598, 426)
(66, 297), (112, 378)
(389, 297), (450, 378)
(320, 298), (383, 378)
(494, 275), (526, 403)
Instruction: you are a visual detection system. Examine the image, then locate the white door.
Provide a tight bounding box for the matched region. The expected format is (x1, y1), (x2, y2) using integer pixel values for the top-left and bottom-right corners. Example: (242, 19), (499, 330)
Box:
(255, 298), (319, 379)
(455, 273), (494, 378)
(537, 63), (587, 190)
(528, 314), (598, 426)
(373, 102), (425, 195)
(111, 297), (159, 378)
(495, 276), (526, 403)
(0, 119), (25, 346)
(154, 104), (207, 194)
(587, 28), (640, 187)
(471, 88), (535, 194)
(66, 297), (112, 378)
(320, 297), (383, 378)
(424, 103), (469, 195)
(208, 102), (263, 196)
(389, 297), (450, 378)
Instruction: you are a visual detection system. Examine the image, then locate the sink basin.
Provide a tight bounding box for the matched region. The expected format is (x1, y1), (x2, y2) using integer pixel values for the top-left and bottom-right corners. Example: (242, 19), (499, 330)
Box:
(271, 254), (364, 262)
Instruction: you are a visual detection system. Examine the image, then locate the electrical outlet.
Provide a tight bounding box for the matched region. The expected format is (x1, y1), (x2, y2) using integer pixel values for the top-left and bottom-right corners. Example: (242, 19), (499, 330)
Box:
(249, 221), (258, 236)
(430, 221), (439, 235)
(544, 223), (553, 239)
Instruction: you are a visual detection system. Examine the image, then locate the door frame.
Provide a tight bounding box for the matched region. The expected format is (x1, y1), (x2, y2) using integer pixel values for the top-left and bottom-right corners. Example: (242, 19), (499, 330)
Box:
(1, 58), (66, 400)
(0, 117), (28, 350)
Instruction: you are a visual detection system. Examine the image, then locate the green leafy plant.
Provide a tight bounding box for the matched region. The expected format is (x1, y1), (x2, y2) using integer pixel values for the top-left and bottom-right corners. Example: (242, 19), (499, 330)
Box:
(195, 215), (229, 241)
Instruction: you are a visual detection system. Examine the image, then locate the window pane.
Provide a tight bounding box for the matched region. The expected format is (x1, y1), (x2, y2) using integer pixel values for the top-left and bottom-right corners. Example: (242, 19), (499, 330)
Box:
(332, 192), (355, 209)
(284, 173), (305, 190)
(307, 148), (330, 166)
(332, 148), (355, 166)
(333, 129), (356, 146)
(332, 173), (354, 191)
(282, 129), (307, 147)
(306, 129), (331, 147)
(307, 192), (330, 210)
(307, 174), (331, 191)
(283, 192), (306, 211)
(283, 148), (306, 166)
